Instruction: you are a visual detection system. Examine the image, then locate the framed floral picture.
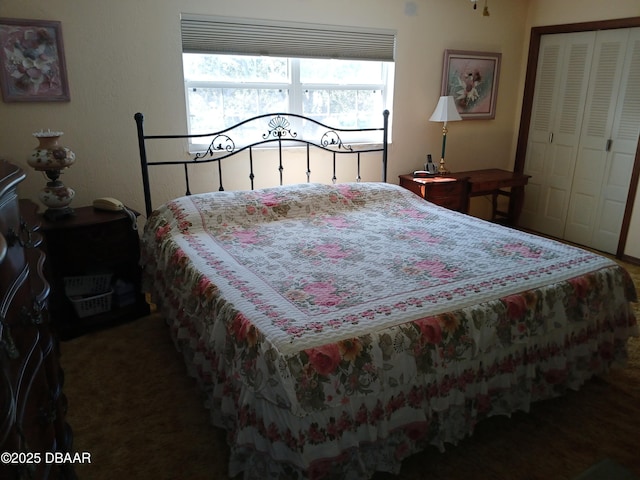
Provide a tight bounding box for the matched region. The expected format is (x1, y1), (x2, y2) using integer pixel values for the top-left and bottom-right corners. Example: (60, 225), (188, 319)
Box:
(440, 49), (501, 120)
(0, 18), (70, 102)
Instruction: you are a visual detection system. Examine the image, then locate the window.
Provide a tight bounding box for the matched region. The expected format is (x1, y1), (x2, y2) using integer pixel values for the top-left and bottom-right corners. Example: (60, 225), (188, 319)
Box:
(180, 15), (395, 149)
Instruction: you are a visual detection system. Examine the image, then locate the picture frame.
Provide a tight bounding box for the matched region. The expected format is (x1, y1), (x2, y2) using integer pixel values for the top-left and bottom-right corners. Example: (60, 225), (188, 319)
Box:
(440, 49), (501, 120)
(0, 18), (70, 102)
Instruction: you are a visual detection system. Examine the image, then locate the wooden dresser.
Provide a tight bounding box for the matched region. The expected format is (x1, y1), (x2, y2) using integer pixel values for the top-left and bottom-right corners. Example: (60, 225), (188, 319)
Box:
(0, 161), (75, 479)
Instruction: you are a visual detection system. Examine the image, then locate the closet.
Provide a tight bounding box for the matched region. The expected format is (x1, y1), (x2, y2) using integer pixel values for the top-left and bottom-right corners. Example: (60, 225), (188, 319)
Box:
(519, 27), (640, 254)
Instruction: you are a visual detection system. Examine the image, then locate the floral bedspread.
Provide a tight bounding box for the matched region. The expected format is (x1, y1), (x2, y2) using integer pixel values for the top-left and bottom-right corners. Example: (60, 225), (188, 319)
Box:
(141, 182), (638, 480)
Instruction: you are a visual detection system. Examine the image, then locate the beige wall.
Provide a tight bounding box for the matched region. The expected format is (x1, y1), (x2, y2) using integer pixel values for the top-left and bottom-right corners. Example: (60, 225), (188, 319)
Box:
(0, 0), (528, 213)
(0, 0), (638, 256)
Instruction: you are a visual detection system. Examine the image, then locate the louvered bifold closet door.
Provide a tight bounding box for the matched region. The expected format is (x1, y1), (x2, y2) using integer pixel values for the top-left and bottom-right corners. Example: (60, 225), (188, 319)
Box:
(520, 32), (595, 238)
(564, 28), (640, 253)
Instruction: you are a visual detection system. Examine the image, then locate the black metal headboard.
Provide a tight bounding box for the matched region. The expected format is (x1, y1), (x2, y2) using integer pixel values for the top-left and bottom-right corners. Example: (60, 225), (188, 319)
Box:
(134, 110), (390, 217)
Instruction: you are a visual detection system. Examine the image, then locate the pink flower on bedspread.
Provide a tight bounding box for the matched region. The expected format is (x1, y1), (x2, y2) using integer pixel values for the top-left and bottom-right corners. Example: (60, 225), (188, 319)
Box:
(164, 203), (192, 233)
(245, 204), (269, 216)
(500, 242), (542, 258)
(315, 243), (352, 261)
(303, 280), (343, 307)
(169, 248), (188, 267)
(256, 192), (280, 207)
(193, 276), (219, 300)
(394, 441), (411, 461)
(324, 216), (350, 229)
(308, 452), (349, 479)
(306, 344), (341, 376)
(568, 274), (591, 299)
(414, 316), (442, 344)
(412, 258), (458, 279)
(232, 229), (261, 245)
(335, 184), (364, 202)
(229, 312), (258, 347)
(404, 420), (430, 441)
(544, 368), (568, 385)
(155, 224), (171, 241)
(502, 293), (528, 320)
(403, 230), (441, 244)
(397, 208), (428, 219)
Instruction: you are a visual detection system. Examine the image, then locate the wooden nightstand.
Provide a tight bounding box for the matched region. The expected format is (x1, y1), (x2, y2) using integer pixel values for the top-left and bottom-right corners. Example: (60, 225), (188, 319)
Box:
(399, 174), (469, 212)
(22, 202), (150, 339)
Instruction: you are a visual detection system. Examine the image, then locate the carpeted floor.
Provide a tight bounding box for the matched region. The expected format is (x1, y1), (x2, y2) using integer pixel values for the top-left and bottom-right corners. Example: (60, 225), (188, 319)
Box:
(63, 258), (640, 480)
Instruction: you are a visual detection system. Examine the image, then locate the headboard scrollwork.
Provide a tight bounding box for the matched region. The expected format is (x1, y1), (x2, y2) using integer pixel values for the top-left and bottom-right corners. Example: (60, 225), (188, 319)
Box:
(134, 110), (390, 217)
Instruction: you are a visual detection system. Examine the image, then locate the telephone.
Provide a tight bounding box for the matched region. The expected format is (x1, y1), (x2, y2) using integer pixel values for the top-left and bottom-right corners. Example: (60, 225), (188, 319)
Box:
(414, 154), (438, 177)
(93, 197), (124, 211)
(424, 154), (438, 174)
(93, 197), (137, 230)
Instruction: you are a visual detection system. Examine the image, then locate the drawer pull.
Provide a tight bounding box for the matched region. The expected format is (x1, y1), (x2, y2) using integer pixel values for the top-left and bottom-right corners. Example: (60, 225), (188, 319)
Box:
(0, 232), (6, 264)
(20, 301), (45, 326)
(6, 220), (41, 249)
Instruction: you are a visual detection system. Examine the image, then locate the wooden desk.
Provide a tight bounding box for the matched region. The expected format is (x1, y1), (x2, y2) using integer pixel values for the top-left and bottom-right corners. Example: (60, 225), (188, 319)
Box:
(400, 169), (531, 227)
(448, 168), (531, 226)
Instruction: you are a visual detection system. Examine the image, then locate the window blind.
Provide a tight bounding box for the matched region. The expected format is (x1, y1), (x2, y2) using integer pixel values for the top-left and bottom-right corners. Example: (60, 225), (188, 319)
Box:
(180, 14), (396, 62)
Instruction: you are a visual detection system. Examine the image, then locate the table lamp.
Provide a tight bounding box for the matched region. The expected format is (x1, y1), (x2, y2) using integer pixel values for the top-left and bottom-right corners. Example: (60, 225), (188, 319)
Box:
(27, 130), (76, 220)
(429, 95), (462, 174)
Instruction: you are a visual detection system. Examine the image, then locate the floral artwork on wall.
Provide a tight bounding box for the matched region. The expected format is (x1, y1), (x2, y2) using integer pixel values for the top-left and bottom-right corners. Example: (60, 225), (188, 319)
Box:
(0, 18), (70, 102)
(440, 50), (501, 119)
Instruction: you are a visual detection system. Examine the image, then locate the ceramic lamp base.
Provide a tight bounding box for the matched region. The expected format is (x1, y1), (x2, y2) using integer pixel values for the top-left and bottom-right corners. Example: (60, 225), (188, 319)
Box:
(43, 206), (75, 221)
(38, 181), (75, 221)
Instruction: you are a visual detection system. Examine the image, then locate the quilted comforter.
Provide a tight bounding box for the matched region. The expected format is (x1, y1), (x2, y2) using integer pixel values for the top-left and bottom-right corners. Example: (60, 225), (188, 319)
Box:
(141, 182), (638, 480)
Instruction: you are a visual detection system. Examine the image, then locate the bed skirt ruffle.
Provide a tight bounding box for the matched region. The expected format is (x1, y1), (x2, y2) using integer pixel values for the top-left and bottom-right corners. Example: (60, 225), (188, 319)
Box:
(164, 305), (637, 480)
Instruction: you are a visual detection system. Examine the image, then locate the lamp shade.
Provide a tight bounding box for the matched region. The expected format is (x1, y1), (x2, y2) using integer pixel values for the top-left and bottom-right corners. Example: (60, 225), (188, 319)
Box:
(429, 96), (462, 123)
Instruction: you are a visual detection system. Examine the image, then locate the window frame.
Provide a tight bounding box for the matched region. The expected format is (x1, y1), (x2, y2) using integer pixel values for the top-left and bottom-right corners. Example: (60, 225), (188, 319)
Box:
(183, 55), (394, 151)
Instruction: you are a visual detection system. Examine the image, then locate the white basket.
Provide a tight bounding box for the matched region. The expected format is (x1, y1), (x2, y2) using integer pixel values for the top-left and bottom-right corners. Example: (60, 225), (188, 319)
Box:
(69, 290), (113, 318)
(64, 274), (112, 297)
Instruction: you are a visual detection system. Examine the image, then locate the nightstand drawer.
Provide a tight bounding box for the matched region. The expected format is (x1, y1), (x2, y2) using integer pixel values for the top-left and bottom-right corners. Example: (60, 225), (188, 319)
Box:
(426, 181), (467, 198)
(398, 174), (469, 213)
(430, 195), (466, 210)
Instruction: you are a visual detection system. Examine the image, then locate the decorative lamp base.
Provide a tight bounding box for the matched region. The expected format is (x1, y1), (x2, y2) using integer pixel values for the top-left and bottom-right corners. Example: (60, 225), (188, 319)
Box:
(438, 158), (450, 174)
(43, 206), (75, 221)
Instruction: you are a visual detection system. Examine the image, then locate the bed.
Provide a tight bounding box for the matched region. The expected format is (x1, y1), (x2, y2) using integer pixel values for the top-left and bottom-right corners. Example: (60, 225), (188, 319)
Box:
(134, 111), (638, 480)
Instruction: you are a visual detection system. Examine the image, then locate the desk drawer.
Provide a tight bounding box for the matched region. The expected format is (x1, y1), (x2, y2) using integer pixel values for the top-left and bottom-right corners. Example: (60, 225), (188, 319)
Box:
(427, 181), (467, 198)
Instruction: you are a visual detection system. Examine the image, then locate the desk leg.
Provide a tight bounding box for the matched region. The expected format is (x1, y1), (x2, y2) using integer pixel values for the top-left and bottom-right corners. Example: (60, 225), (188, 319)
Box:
(508, 186), (526, 227)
